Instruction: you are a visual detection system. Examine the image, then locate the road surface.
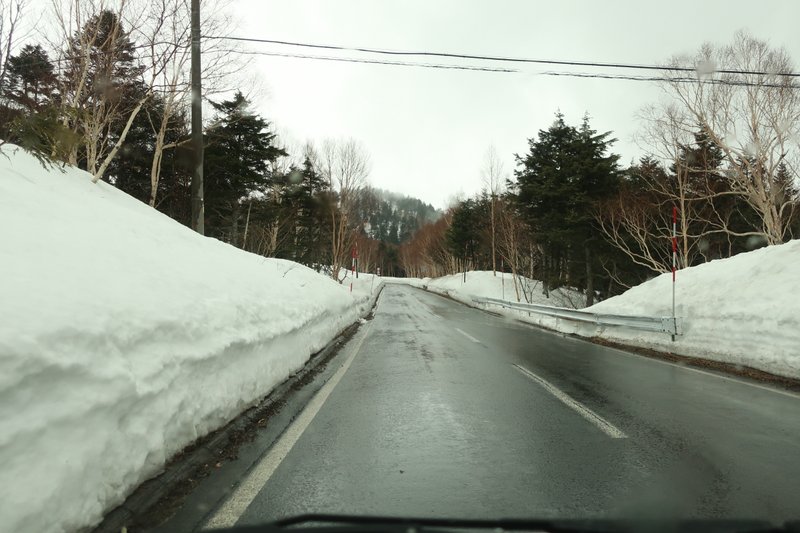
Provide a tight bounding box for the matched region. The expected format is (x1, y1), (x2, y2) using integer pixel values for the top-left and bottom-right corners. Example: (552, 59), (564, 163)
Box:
(202, 284), (800, 528)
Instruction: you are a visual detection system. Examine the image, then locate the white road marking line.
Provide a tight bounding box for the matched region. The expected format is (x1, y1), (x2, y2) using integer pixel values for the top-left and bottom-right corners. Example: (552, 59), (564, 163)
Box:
(203, 324), (373, 529)
(512, 364), (628, 439)
(602, 346), (800, 400)
(454, 327), (481, 344)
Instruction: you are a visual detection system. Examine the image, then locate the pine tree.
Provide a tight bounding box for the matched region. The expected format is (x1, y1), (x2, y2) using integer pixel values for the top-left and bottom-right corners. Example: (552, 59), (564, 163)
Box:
(5, 44), (58, 111)
(203, 91), (286, 242)
(446, 199), (482, 271)
(573, 115), (620, 304)
(282, 156), (330, 265)
(513, 112), (620, 303)
(1, 44), (76, 161)
(514, 113), (579, 293)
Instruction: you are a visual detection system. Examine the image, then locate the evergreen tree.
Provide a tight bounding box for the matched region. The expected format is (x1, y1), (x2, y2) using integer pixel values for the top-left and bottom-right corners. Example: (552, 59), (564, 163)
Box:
(280, 156), (330, 265)
(5, 44), (58, 111)
(572, 115), (621, 303)
(63, 10), (144, 108)
(514, 113), (577, 292)
(446, 199), (482, 269)
(1, 44), (75, 160)
(513, 112), (620, 303)
(203, 91), (286, 241)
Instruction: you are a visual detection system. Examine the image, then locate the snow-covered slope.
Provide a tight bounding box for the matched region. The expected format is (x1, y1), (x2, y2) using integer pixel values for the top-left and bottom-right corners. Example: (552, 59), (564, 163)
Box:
(0, 145), (381, 533)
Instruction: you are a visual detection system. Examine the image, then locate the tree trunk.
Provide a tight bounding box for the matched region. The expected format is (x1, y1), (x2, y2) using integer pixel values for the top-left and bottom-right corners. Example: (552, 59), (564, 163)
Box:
(242, 201), (253, 249)
(92, 98), (147, 183)
(491, 198), (496, 276)
(149, 113), (170, 207)
(230, 200), (241, 245)
(542, 251), (550, 298)
(585, 244), (594, 307)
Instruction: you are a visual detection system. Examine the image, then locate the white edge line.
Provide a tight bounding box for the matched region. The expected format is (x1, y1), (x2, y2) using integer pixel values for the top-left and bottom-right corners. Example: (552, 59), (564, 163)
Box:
(512, 364), (628, 439)
(203, 324), (372, 529)
(454, 327), (481, 344)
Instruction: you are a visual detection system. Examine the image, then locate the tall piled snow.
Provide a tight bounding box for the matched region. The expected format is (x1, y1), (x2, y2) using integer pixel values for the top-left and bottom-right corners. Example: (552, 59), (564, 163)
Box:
(582, 240), (800, 378)
(405, 247), (799, 379)
(0, 145), (380, 533)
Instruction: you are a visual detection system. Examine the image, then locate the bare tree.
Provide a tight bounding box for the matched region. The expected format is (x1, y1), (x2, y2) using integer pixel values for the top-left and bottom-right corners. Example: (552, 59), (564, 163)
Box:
(663, 31), (800, 245)
(601, 94), (781, 275)
(0, 0), (27, 100)
(43, 0), (245, 185)
(243, 208), (294, 257)
(314, 138), (371, 281)
(49, 0), (152, 178)
(398, 210), (456, 278)
(133, 0), (191, 206)
(480, 144), (506, 276)
(496, 198), (540, 302)
(139, 0), (247, 206)
(595, 181), (673, 274)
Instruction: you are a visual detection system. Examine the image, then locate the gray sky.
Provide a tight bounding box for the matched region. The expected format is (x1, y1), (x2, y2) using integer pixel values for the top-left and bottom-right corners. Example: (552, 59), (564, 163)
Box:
(233, 0), (799, 208)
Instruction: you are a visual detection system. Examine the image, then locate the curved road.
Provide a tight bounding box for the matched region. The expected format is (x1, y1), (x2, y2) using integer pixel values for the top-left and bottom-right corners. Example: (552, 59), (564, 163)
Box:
(204, 284), (800, 527)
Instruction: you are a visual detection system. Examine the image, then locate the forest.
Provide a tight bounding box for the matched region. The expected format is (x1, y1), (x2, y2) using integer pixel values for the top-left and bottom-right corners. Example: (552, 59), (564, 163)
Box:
(1, 1), (798, 304)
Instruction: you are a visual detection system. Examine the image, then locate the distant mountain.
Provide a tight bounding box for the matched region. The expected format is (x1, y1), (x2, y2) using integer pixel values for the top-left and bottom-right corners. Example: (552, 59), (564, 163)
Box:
(353, 187), (442, 244)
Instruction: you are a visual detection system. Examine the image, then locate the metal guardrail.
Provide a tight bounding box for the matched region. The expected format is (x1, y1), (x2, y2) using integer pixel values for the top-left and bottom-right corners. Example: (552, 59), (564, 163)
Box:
(471, 296), (682, 336)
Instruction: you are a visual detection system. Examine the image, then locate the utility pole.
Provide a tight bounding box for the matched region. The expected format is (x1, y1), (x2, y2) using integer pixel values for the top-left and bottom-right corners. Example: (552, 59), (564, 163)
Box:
(190, 0), (204, 234)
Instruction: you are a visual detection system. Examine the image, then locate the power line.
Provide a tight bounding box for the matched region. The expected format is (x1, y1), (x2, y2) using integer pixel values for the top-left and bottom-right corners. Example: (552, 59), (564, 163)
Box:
(230, 49), (800, 89)
(6, 37), (797, 89)
(204, 35), (800, 79)
(534, 70), (795, 88)
(232, 50), (516, 73)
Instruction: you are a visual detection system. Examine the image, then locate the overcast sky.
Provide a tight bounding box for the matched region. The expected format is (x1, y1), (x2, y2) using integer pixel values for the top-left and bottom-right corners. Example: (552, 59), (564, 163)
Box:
(230, 0), (799, 208)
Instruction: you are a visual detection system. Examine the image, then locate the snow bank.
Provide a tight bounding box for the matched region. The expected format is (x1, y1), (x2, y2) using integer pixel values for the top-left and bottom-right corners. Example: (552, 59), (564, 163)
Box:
(387, 271), (583, 309)
(0, 145), (381, 533)
(576, 240), (800, 379)
(401, 245), (800, 379)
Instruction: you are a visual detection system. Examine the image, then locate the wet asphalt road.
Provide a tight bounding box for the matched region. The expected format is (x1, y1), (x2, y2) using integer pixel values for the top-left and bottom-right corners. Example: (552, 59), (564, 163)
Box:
(213, 284), (800, 526)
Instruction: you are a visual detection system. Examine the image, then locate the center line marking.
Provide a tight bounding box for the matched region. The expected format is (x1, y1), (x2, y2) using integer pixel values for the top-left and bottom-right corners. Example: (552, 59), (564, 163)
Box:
(512, 364), (628, 439)
(203, 323), (373, 529)
(455, 327), (481, 343)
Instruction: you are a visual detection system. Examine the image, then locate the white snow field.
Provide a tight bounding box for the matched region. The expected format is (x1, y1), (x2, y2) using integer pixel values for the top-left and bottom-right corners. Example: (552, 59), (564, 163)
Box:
(0, 145), (382, 533)
(395, 244), (800, 379)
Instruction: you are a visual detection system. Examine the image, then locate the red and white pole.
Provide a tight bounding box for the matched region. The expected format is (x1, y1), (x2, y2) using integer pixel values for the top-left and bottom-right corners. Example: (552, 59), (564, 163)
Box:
(671, 206), (678, 341)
